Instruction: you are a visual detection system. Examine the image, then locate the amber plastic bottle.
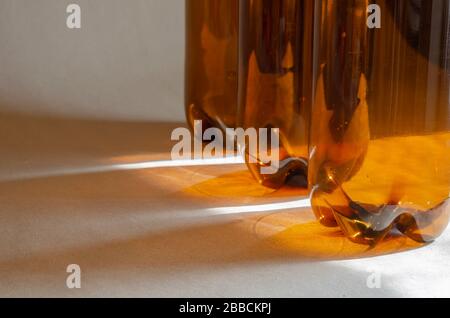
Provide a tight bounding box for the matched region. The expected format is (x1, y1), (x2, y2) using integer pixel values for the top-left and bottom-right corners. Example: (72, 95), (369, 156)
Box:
(185, 0), (239, 133)
(237, 0), (316, 188)
(309, 0), (450, 245)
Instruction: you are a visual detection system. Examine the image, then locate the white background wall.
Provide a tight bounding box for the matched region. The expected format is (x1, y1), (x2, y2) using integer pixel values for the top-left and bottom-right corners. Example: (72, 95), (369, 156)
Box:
(0, 0), (185, 122)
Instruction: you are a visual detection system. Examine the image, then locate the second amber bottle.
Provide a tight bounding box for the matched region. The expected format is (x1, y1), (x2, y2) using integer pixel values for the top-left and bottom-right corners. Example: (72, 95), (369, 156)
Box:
(237, 0), (316, 188)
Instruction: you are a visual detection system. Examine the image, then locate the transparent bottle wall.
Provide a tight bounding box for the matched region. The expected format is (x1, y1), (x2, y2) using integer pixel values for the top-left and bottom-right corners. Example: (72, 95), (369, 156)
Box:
(309, 0), (450, 244)
(185, 0), (239, 132)
(238, 0), (315, 188)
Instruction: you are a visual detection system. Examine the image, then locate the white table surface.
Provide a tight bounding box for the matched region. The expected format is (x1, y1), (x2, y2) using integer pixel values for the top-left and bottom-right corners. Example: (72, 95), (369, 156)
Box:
(1, 112), (449, 297)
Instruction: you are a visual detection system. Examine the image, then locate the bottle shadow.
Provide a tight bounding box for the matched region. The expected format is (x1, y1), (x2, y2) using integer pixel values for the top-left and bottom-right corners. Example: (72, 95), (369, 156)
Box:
(0, 167), (423, 276)
(0, 111), (424, 296)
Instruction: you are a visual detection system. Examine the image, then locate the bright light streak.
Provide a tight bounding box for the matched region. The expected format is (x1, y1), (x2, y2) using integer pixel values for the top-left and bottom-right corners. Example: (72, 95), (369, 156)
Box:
(206, 198), (311, 215)
(112, 156), (244, 171)
(2, 156), (245, 182)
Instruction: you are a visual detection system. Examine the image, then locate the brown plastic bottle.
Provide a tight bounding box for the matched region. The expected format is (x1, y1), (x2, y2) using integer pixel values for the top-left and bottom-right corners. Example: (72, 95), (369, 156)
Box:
(309, 0), (450, 245)
(185, 0), (239, 134)
(237, 0), (316, 188)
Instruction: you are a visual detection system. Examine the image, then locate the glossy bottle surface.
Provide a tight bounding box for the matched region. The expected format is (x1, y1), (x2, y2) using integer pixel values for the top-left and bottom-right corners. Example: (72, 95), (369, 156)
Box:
(310, 0), (450, 244)
(185, 0), (239, 132)
(238, 0), (315, 188)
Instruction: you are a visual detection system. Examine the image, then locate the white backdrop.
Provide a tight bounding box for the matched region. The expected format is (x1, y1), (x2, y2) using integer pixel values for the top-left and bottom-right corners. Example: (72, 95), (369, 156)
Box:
(0, 0), (185, 122)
